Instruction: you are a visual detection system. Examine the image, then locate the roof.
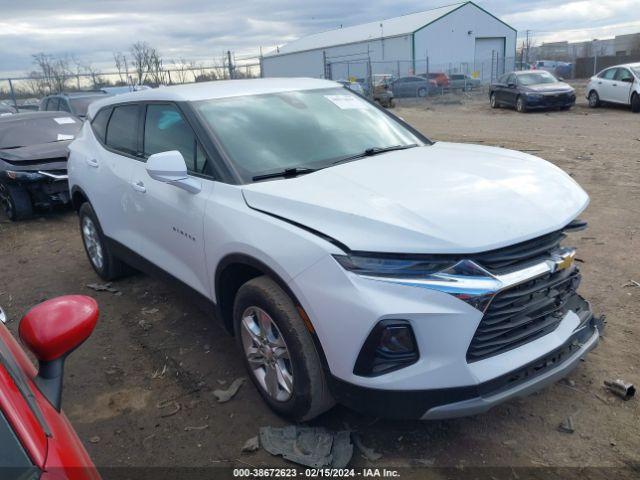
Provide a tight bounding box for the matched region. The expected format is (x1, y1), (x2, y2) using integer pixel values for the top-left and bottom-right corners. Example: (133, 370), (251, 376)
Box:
(87, 78), (340, 117)
(267, 1), (513, 56)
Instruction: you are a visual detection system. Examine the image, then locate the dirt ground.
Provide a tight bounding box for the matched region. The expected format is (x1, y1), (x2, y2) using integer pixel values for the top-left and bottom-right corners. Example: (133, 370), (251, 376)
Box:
(1, 86), (639, 477)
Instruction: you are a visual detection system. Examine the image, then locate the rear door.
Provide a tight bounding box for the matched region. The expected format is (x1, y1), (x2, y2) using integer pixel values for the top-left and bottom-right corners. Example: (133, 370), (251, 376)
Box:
(597, 68), (618, 102)
(128, 102), (214, 295)
(85, 104), (140, 247)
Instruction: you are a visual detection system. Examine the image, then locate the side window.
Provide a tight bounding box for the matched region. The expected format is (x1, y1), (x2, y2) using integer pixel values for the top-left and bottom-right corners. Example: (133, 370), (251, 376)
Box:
(143, 104), (208, 174)
(106, 104), (139, 155)
(58, 100), (71, 113)
(91, 107), (112, 143)
(507, 74), (517, 85)
(497, 74), (508, 84)
(615, 68), (633, 82)
(601, 68), (617, 80)
(46, 98), (60, 111)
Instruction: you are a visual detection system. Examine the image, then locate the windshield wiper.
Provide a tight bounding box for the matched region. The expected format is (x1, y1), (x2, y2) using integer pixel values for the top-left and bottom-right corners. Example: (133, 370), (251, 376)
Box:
(252, 167), (317, 182)
(332, 144), (418, 165)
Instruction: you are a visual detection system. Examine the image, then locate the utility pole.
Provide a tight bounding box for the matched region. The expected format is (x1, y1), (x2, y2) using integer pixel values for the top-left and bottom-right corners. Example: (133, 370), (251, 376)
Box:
(8, 79), (18, 109)
(227, 50), (234, 79)
(525, 30), (531, 64)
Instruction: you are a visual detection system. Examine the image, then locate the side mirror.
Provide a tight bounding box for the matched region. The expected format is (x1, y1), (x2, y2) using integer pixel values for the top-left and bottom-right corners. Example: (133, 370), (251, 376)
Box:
(19, 295), (98, 410)
(508, 83), (516, 88)
(146, 150), (202, 194)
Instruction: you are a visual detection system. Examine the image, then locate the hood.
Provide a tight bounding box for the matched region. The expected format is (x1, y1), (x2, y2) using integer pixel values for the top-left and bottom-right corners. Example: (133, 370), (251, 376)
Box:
(242, 143), (589, 254)
(524, 82), (574, 93)
(0, 141), (70, 172)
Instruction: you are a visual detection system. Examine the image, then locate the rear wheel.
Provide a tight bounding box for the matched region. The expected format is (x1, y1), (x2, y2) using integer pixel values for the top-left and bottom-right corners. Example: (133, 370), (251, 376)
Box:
(0, 183), (33, 221)
(631, 93), (640, 113)
(516, 95), (527, 113)
(79, 202), (131, 280)
(490, 93), (498, 108)
(417, 87), (427, 98)
(234, 276), (334, 421)
(588, 90), (600, 108)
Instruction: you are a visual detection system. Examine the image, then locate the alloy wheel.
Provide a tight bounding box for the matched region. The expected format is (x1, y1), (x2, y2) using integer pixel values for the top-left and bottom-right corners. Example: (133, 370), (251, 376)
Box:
(589, 92), (599, 107)
(240, 306), (294, 402)
(82, 216), (104, 270)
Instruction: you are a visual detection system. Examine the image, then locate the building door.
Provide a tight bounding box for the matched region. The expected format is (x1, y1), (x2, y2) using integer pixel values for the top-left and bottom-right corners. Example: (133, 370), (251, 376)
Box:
(474, 37), (505, 83)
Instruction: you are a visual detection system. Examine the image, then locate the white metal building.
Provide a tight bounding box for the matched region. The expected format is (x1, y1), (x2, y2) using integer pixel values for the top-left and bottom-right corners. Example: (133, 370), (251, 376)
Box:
(262, 1), (516, 82)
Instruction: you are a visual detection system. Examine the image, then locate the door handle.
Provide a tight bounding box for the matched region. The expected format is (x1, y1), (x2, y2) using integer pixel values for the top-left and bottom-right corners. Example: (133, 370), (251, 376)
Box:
(598, 81), (602, 84)
(131, 181), (146, 193)
(613, 83), (617, 86)
(86, 158), (99, 168)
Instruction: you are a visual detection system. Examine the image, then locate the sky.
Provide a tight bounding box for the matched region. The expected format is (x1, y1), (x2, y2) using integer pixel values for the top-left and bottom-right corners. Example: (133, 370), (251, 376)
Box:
(1, 0), (639, 77)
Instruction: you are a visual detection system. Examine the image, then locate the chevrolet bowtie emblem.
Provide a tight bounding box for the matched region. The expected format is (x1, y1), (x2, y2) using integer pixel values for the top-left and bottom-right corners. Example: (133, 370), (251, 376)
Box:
(554, 250), (576, 272)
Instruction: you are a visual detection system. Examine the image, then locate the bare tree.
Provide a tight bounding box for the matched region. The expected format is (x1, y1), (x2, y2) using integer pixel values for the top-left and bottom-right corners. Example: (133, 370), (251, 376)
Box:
(172, 58), (191, 84)
(129, 41), (154, 85)
(113, 52), (129, 85)
(147, 49), (166, 86)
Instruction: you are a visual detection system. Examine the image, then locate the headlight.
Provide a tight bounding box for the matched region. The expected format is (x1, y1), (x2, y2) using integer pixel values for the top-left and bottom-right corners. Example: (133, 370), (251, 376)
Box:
(5, 171), (44, 181)
(333, 254), (454, 278)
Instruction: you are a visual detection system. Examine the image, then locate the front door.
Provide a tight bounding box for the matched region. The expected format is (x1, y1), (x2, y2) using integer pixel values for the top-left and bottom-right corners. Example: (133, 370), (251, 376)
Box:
(613, 68), (634, 105)
(128, 103), (214, 296)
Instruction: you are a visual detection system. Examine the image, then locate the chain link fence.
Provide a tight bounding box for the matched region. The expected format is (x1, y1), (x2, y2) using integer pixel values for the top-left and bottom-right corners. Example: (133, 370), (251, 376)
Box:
(0, 60), (261, 109)
(325, 55), (516, 99)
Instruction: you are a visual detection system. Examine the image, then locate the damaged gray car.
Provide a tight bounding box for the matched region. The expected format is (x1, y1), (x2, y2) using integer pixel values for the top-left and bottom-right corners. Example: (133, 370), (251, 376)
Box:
(0, 112), (82, 220)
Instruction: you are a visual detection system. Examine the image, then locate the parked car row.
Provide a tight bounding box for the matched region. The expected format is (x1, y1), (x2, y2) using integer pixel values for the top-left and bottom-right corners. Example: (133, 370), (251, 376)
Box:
(489, 62), (640, 113)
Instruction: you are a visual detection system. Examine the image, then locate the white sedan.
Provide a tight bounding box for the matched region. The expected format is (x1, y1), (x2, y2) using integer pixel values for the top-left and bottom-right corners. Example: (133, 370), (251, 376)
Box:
(586, 62), (640, 112)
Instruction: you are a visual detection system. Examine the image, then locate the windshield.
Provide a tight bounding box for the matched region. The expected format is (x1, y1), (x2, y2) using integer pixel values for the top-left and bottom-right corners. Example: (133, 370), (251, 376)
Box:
(195, 87), (423, 181)
(632, 67), (640, 78)
(69, 96), (103, 117)
(518, 72), (558, 85)
(0, 115), (81, 149)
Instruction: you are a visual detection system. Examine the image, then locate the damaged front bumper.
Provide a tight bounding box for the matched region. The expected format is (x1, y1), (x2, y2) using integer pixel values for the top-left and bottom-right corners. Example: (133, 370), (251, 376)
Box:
(329, 307), (603, 420)
(1, 170), (70, 207)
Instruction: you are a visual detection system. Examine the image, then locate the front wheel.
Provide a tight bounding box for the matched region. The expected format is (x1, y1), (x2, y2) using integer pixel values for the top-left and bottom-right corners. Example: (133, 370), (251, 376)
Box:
(0, 183), (33, 221)
(79, 202), (131, 280)
(588, 90), (600, 108)
(417, 87), (427, 98)
(234, 276), (334, 421)
(631, 93), (640, 113)
(516, 95), (527, 113)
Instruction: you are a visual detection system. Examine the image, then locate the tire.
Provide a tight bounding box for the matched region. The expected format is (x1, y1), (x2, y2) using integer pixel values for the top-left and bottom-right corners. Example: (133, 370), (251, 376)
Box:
(417, 87), (427, 98)
(234, 276), (334, 421)
(516, 95), (527, 113)
(78, 202), (131, 280)
(588, 90), (600, 108)
(631, 93), (640, 113)
(0, 183), (33, 221)
(490, 93), (498, 108)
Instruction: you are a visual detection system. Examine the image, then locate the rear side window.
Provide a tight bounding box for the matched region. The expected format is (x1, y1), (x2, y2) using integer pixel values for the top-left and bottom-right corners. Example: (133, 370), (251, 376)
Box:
(106, 105), (139, 155)
(143, 104), (209, 174)
(46, 98), (60, 111)
(58, 100), (71, 113)
(92, 108), (112, 143)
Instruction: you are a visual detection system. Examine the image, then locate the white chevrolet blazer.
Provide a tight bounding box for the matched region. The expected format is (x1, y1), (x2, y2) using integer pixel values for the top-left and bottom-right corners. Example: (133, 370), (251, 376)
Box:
(68, 78), (602, 421)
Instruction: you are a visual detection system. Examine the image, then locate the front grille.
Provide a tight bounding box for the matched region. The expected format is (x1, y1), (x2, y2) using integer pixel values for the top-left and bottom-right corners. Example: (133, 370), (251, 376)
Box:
(470, 230), (565, 273)
(467, 266), (581, 362)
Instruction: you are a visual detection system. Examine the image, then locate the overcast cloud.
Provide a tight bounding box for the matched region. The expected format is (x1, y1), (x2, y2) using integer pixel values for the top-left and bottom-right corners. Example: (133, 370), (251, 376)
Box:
(1, 0), (638, 77)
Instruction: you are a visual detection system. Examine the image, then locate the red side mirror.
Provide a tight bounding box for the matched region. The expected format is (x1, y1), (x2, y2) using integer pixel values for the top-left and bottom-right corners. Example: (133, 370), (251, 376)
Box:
(19, 296), (98, 410)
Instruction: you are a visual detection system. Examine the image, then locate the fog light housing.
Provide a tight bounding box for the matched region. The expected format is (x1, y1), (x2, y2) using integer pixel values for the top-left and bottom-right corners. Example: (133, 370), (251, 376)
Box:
(354, 320), (419, 377)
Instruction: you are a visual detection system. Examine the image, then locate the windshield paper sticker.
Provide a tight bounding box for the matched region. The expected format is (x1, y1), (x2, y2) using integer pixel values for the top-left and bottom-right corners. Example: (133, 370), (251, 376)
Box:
(57, 134), (75, 140)
(325, 95), (367, 109)
(54, 117), (76, 124)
